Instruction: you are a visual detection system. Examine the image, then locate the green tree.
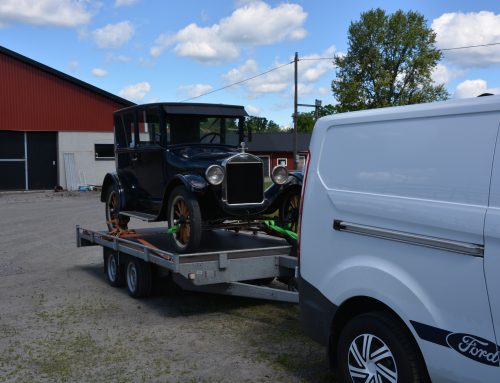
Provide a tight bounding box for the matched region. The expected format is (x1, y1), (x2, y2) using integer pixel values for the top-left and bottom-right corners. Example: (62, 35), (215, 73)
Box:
(332, 8), (448, 112)
(246, 116), (281, 133)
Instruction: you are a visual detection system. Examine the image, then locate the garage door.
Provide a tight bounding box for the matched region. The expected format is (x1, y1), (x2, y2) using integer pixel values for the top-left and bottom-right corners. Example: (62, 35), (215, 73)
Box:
(0, 131), (57, 190)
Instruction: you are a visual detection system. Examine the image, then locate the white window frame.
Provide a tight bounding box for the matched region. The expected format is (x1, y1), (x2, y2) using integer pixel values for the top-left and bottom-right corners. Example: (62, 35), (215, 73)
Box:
(277, 158), (288, 167)
(258, 155), (271, 177)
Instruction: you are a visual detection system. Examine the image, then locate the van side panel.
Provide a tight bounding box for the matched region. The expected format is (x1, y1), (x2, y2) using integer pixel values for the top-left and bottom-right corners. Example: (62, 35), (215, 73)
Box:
(300, 112), (500, 382)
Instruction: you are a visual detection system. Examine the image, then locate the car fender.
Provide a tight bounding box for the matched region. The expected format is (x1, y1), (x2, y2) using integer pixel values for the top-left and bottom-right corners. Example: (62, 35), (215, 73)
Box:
(175, 174), (208, 193)
(264, 172), (303, 213)
(100, 172), (131, 209)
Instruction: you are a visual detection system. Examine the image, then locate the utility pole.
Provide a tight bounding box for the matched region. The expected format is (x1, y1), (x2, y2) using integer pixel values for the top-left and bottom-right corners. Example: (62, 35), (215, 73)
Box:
(293, 52), (298, 170)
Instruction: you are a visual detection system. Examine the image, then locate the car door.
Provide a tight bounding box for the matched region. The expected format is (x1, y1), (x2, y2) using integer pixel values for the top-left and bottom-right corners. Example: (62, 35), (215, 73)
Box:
(483, 118), (500, 371)
(131, 107), (166, 214)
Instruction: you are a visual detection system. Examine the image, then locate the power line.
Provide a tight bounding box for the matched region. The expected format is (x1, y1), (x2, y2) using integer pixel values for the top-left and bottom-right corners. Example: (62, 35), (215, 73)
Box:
(180, 60), (293, 102)
(180, 41), (500, 101)
(441, 41), (500, 51)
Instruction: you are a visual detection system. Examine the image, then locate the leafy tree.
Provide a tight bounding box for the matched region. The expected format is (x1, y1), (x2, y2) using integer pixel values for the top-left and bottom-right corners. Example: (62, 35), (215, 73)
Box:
(332, 8), (448, 112)
(246, 116), (281, 133)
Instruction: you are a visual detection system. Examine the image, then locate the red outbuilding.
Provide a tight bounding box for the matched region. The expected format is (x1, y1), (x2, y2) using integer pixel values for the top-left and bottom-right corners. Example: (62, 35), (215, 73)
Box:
(0, 46), (133, 190)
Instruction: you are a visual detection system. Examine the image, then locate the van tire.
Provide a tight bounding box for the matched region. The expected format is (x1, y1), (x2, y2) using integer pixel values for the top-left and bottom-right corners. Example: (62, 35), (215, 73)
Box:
(336, 311), (428, 383)
(125, 258), (152, 298)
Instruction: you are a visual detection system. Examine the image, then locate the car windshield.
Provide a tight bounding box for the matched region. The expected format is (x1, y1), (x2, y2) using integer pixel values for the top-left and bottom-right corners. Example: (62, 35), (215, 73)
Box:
(166, 115), (241, 146)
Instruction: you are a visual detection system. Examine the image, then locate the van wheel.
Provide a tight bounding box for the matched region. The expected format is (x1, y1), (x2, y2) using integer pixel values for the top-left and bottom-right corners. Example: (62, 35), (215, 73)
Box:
(337, 311), (428, 383)
(167, 186), (202, 253)
(104, 251), (125, 287)
(279, 188), (300, 232)
(125, 258), (152, 298)
(105, 184), (129, 231)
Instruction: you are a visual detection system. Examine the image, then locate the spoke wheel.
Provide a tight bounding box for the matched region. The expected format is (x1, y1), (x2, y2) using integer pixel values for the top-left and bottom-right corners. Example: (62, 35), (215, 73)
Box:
(337, 311), (429, 383)
(167, 186), (202, 253)
(279, 189), (301, 232)
(105, 186), (129, 231)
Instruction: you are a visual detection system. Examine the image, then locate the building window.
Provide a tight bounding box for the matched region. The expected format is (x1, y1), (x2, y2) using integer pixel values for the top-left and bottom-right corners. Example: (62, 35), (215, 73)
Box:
(298, 155), (306, 171)
(277, 158), (287, 167)
(95, 144), (114, 160)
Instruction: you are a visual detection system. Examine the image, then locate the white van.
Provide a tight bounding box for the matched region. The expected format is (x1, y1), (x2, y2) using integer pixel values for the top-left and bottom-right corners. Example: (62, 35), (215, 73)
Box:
(299, 95), (500, 383)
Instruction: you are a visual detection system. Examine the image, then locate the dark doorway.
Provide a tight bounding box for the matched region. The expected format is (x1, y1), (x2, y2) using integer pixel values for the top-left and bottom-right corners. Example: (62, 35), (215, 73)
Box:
(0, 131), (26, 190)
(27, 132), (57, 189)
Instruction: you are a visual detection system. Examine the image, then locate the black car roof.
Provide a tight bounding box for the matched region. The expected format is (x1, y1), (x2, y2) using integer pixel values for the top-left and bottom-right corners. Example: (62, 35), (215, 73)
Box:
(115, 102), (248, 117)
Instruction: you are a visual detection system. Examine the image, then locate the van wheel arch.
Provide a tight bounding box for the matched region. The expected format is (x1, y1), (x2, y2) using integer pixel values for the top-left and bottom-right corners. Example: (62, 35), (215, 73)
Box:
(329, 296), (430, 380)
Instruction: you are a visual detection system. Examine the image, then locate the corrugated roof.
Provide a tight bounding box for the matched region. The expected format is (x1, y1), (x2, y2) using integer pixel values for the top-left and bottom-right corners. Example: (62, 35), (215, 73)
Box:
(249, 132), (311, 152)
(0, 45), (134, 107)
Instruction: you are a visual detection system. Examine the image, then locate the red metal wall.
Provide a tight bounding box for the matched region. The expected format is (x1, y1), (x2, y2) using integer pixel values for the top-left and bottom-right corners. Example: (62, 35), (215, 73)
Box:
(0, 52), (129, 132)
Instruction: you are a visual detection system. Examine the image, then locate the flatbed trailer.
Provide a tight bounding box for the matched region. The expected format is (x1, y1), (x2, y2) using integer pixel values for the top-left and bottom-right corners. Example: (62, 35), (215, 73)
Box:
(76, 226), (299, 303)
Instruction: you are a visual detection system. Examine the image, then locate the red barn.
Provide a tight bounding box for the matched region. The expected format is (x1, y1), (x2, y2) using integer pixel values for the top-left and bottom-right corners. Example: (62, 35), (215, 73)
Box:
(0, 46), (133, 190)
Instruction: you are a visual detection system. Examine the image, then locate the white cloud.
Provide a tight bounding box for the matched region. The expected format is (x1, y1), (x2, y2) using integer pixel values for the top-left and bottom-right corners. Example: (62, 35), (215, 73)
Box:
(0, 0), (91, 27)
(68, 59), (79, 72)
(92, 68), (108, 77)
(431, 64), (465, 85)
(105, 53), (131, 63)
(454, 79), (500, 98)
(318, 87), (330, 96)
(115, 0), (139, 7)
(177, 84), (214, 99)
(432, 11), (500, 67)
(245, 104), (260, 115)
(221, 46), (337, 98)
(119, 82), (151, 102)
(93, 21), (135, 49)
(150, 1), (307, 63)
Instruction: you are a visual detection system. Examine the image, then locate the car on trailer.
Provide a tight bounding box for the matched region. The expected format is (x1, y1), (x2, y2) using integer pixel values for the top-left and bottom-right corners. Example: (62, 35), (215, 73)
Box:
(101, 102), (302, 253)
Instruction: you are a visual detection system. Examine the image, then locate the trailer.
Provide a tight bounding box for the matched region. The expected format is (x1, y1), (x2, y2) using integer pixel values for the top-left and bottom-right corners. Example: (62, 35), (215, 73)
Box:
(76, 225), (299, 303)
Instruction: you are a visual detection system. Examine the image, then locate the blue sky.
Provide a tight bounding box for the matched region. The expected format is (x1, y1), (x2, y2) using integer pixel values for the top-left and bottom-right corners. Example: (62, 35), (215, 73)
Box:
(1, 0), (500, 127)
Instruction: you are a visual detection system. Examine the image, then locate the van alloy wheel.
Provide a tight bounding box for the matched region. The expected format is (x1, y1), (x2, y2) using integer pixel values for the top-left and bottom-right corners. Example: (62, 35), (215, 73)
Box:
(348, 334), (397, 383)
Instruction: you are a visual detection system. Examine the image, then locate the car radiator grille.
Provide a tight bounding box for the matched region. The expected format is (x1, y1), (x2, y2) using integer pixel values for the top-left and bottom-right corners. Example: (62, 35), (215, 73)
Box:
(226, 162), (264, 204)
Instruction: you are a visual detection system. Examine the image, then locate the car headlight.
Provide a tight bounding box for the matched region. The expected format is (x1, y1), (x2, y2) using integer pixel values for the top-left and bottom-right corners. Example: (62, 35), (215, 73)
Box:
(205, 165), (225, 185)
(271, 165), (288, 185)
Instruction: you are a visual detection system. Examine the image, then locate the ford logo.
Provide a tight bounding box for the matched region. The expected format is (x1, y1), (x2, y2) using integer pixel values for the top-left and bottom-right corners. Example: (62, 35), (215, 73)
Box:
(446, 333), (500, 366)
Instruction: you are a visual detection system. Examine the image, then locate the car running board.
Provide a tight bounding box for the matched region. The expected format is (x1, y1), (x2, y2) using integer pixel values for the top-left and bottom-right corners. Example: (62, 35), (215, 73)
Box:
(120, 211), (157, 222)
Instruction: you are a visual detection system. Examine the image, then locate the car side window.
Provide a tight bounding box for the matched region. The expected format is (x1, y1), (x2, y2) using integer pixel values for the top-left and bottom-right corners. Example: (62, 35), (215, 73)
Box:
(114, 112), (136, 148)
(137, 108), (163, 146)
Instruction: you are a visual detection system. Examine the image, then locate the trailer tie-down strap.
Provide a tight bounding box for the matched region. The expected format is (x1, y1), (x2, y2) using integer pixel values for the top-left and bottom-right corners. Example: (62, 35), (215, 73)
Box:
(261, 220), (298, 241)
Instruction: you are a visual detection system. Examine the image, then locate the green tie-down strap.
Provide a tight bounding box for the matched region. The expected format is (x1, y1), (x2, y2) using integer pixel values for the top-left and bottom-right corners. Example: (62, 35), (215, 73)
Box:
(166, 225), (180, 234)
(262, 220), (298, 241)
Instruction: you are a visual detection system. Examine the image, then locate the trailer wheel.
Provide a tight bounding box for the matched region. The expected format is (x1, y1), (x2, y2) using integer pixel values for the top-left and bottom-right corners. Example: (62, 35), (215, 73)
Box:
(279, 188), (300, 233)
(104, 251), (125, 287)
(337, 311), (428, 383)
(125, 258), (152, 298)
(104, 184), (129, 231)
(167, 186), (202, 253)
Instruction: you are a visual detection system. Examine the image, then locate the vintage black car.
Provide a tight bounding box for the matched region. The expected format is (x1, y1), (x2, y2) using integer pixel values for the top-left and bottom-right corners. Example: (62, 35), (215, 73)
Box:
(101, 103), (302, 252)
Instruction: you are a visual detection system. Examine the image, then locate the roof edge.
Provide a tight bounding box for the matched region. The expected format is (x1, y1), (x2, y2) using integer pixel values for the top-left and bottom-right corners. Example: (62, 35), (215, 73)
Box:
(0, 45), (135, 107)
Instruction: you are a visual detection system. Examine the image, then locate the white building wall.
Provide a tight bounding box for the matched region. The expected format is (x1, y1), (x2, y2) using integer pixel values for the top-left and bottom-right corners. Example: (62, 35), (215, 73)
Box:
(58, 132), (114, 189)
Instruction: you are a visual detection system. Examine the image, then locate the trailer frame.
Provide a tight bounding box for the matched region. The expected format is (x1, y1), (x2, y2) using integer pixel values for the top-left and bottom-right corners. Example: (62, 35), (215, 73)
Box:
(76, 225), (299, 303)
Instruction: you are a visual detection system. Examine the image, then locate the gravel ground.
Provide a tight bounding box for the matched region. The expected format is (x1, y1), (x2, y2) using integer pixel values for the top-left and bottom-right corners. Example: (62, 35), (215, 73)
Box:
(0, 191), (335, 383)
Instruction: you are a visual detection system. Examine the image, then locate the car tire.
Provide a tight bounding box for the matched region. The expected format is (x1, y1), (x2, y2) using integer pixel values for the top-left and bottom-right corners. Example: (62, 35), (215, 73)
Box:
(104, 250), (125, 287)
(104, 184), (129, 231)
(167, 185), (202, 253)
(337, 311), (429, 383)
(279, 188), (301, 233)
(125, 257), (152, 298)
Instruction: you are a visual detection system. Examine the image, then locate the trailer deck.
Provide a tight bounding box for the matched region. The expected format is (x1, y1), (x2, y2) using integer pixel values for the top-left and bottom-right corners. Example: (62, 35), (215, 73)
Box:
(76, 226), (299, 302)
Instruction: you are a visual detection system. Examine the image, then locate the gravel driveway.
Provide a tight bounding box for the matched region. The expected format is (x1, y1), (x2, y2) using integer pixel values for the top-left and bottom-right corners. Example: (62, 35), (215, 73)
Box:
(0, 191), (335, 383)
